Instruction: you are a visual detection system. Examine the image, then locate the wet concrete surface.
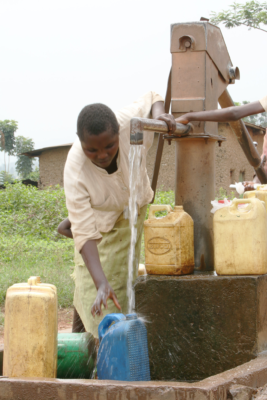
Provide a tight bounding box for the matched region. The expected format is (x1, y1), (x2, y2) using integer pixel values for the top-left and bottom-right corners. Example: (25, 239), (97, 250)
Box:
(2, 354), (267, 400)
(134, 273), (267, 381)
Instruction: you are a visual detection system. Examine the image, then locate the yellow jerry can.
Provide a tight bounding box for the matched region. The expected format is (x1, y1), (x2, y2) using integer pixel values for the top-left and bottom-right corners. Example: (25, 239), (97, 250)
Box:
(214, 198), (267, 275)
(3, 276), (58, 378)
(244, 185), (267, 208)
(144, 205), (194, 275)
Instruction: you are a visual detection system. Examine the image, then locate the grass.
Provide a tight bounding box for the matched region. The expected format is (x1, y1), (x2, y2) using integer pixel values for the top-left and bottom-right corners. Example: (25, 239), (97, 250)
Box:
(0, 236), (75, 308)
(0, 186), (174, 311)
(0, 309), (4, 332)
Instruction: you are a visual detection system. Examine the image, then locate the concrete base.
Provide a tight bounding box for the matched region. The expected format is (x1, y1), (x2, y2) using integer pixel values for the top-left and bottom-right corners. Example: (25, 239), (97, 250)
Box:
(2, 353), (267, 400)
(134, 272), (267, 381)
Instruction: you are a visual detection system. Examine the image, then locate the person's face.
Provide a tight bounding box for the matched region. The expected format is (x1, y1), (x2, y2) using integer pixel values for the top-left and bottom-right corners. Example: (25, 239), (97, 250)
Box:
(80, 126), (119, 169)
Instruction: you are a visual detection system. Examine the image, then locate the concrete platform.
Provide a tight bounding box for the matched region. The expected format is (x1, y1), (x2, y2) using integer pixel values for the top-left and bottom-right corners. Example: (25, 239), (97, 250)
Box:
(1, 353), (267, 400)
(134, 272), (267, 381)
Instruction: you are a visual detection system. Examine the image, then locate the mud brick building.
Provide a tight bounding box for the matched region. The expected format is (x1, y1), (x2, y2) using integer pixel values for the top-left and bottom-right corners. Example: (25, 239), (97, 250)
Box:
(24, 123), (266, 194)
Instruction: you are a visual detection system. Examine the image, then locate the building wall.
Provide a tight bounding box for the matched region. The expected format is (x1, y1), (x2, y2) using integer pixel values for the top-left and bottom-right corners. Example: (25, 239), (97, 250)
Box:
(215, 124), (264, 195)
(39, 147), (70, 188)
(146, 123), (264, 195)
(38, 125), (264, 197)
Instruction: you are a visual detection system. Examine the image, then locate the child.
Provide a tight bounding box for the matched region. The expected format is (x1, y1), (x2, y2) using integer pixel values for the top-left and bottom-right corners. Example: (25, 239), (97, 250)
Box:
(58, 92), (176, 337)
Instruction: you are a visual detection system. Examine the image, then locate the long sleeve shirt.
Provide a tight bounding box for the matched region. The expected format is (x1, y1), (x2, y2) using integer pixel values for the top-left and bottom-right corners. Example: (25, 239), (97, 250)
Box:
(64, 91), (164, 252)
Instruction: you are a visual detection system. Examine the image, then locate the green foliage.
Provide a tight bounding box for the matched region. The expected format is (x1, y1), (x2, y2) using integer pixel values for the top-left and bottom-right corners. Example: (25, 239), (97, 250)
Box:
(0, 171), (14, 184)
(0, 310), (4, 331)
(215, 188), (236, 200)
(0, 183), (74, 308)
(0, 183), (68, 240)
(234, 101), (267, 127)
(0, 186), (175, 308)
(0, 235), (75, 307)
(210, 1), (267, 32)
(215, 187), (228, 200)
(26, 166), (40, 182)
(229, 191), (236, 200)
(146, 189), (175, 218)
(0, 120), (18, 155)
(15, 136), (35, 179)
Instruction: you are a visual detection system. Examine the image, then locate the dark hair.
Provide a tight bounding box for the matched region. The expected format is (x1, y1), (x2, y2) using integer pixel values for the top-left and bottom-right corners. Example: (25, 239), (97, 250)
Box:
(77, 103), (119, 140)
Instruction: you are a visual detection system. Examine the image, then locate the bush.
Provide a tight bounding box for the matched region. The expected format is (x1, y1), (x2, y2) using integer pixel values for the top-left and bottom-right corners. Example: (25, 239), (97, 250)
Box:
(146, 189), (175, 219)
(0, 171), (14, 184)
(0, 183), (73, 307)
(0, 184), (175, 307)
(0, 235), (75, 307)
(0, 182), (68, 240)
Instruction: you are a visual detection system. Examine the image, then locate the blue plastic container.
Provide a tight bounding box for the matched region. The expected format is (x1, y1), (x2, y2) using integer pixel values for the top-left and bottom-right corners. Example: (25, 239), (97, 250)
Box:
(97, 313), (150, 381)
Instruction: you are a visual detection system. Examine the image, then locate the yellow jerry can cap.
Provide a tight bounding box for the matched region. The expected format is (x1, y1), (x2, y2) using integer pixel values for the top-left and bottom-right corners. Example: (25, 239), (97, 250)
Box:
(27, 276), (41, 285)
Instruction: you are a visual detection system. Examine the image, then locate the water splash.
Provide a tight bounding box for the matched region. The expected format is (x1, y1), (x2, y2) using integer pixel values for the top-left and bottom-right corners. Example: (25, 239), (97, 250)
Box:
(127, 145), (143, 313)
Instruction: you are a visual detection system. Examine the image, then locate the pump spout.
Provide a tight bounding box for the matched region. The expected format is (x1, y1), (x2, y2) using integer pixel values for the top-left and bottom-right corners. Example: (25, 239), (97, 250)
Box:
(130, 117), (191, 145)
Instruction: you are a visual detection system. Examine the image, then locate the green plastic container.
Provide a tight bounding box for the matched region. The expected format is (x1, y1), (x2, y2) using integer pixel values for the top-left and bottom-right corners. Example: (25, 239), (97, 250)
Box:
(57, 333), (96, 379)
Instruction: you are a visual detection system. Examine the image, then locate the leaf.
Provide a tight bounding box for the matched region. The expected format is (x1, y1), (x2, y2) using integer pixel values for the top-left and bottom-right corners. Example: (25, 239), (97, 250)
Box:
(14, 136), (35, 179)
(210, 1), (267, 32)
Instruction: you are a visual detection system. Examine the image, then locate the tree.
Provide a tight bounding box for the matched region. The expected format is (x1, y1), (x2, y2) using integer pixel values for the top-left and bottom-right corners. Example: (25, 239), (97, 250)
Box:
(14, 136), (35, 179)
(26, 166), (40, 182)
(0, 120), (18, 172)
(0, 171), (14, 185)
(210, 1), (267, 33)
(234, 101), (267, 127)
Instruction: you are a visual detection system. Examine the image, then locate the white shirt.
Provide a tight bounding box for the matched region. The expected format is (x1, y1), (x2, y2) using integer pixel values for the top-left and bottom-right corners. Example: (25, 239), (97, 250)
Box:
(64, 91), (164, 252)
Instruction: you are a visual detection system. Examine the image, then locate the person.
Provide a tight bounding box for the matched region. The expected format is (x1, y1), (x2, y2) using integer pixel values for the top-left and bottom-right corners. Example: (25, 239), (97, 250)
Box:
(176, 96), (267, 190)
(58, 92), (176, 337)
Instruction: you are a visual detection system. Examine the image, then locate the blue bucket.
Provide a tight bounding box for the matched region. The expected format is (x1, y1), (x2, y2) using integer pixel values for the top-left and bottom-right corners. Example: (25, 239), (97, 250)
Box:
(97, 313), (150, 381)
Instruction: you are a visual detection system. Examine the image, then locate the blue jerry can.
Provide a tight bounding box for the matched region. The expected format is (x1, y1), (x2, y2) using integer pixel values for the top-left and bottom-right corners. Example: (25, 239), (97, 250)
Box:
(97, 313), (150, 381)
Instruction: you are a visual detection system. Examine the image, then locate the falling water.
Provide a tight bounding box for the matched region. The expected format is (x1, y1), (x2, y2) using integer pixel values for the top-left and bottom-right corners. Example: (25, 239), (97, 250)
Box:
(127, 145), (143, 313)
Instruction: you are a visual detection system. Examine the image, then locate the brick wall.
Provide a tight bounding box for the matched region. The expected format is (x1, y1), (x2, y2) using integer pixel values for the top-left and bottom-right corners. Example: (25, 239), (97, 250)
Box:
(39, 147), (70, 188)
(38, 124), (265, 196)
(215, 124), (264, 194)
(146, 123), (264, 196)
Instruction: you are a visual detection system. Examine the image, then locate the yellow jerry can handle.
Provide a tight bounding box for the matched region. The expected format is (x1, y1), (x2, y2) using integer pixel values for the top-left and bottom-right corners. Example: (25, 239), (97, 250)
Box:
(230, 198), (254, 214)
(148, 204), (173, 219)
(28, 276), (41, 285)
(257, 185), (267, 191)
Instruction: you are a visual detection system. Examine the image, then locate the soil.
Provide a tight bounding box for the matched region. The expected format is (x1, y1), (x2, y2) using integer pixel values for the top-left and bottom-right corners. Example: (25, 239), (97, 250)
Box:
(0, 307), (73, 346)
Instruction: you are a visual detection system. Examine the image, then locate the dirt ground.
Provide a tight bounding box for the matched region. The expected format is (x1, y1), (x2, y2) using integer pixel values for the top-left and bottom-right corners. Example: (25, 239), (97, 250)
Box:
(0, 307), (73, 346)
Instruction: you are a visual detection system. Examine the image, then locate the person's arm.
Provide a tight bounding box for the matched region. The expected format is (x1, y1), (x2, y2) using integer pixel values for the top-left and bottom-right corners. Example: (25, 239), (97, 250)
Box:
(152, 101), (176, 132)
(87, 100), (174, 315)
(176, 101), (265, 125)
(81, 241), (121, 317)
(64, 154), (121, 317)
(57, 218), (73, 239)
(262, 130), (267, 159)
(57, 217), (116, 314)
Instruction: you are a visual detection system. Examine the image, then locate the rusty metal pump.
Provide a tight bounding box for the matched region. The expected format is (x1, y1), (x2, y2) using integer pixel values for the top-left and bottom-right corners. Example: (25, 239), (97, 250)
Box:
(130, 21), (267, 271)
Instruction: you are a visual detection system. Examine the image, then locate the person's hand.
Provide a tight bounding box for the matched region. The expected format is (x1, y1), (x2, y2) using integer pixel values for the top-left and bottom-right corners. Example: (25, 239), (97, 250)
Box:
(156, 113), (176, 133)
(243, 181), (255, 191)
(91, 281), (121, 317)
(175, 115), (190, 125)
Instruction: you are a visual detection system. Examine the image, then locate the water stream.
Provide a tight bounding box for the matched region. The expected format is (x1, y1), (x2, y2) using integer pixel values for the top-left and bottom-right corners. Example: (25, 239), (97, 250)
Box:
(127, 145), (143, 313)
